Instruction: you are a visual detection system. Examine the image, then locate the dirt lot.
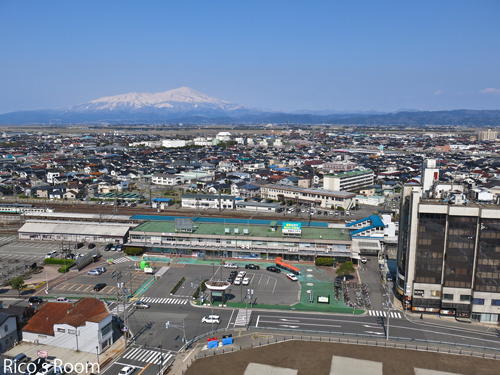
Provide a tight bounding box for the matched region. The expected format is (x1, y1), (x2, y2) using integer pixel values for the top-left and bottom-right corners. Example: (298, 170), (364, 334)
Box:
(185, 341), (498, 375)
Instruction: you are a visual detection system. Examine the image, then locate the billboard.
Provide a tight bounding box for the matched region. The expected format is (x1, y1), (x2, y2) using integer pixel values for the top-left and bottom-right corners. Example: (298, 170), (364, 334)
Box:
(282, 222), (302, 235)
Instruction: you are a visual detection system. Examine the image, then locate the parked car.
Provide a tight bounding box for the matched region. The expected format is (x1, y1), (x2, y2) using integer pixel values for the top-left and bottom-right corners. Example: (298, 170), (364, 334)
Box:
(237, 271), (246, 278)
(111, 245), (118, 251)
(134, 301), (150, 309)
(223, 263), (238, 269)
(360, 257), (367, 264)
(201, 315), (221, 324)
(93, 283), (107, 292)
(117, 244), (123, 251)
(104, 244), (113, 251)
(88, 243), (96, 249)
(35, 363), (54, 375)
(25, 358), (45, 375)
(87, 269), (101, 276)
(234, 277), (242, 285)
(12, 353), (29, 365)
(118, 366), (135, 375)
(286, 273), (298, 281)
(97, 266), (106, 273)
(266, 266), (281, 273)
(245, 264), (260, 270)
(242, 277), (250, 285)
(55, 297), (69, 302)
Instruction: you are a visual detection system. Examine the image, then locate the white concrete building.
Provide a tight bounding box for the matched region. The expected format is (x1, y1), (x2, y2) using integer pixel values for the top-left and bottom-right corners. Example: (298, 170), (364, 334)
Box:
(152, 173), (185, 186)
(181, 194), (236, 209)
(323, 170), (374, 192)
(22, 298), (113, 354)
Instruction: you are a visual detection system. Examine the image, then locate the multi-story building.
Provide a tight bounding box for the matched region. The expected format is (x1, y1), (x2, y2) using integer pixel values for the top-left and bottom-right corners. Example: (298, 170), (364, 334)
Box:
(397, 159), (500, 323)
(478, 128), (498, 141)
(181, 194), (236, 210)
(260, 186), (356, 210)
(323, 170), (374, 192)
(152, 173), (185, 186)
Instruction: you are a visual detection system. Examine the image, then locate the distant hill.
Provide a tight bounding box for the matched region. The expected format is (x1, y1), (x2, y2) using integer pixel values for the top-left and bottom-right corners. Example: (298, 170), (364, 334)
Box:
(0, 87), (499, 126)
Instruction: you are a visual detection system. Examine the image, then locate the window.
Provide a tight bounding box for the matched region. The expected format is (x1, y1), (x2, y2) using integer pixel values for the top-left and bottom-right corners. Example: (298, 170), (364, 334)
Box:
(68, 329), (76, 334)
(473, 298), (485, 305)
(442, 294), (453, 301)
(460, 295), (471, 302)
(4, 325), (8, 332)
(430, 290), (441, 297)
(57, 328), (66, 333)
(101, 323), (112, 336)
(492, 300), (500, 306)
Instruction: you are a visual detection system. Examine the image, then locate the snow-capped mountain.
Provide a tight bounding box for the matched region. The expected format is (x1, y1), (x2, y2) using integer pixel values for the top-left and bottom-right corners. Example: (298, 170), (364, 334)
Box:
(66, 86), (245, 113)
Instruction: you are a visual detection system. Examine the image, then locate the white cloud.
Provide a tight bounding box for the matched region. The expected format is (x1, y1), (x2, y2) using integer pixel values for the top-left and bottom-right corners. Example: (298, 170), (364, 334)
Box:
(480, 88), (500, 94)
(434, 90), (443, 95)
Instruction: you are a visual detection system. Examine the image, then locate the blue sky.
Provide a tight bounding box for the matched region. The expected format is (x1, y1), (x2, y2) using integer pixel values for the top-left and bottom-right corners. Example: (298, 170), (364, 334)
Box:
(1, 0), (499, 114)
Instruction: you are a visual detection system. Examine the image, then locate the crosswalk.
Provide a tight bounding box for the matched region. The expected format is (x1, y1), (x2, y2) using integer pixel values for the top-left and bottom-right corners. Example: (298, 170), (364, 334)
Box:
(112, 256), (133, 264)
(368, 310), (402, 319)
(139, 296), (189, 305)
(234, 309), (252, 326)
(122, 347), (173, 365)
(110, 303), (133, 315)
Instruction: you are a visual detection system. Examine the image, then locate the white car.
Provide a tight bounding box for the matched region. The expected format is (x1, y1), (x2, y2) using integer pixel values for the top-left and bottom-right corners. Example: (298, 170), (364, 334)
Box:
(242, 277), (250, 285)
(286, 273), (298, 282)
(237, 271), (246, 278)
(224, 263), (238, 269)
(234, 277), (242, 285)
(201, 315), (221, 324)
(118, 366), (135, 375)
(360, 257), (367, 264)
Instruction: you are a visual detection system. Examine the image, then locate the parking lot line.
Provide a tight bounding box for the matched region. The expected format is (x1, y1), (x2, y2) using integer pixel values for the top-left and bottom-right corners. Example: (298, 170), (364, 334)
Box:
(74, 284), (85, 291)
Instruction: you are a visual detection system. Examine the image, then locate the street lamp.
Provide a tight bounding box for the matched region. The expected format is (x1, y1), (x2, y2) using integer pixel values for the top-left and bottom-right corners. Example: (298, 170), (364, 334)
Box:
(96, 345), (99, 365)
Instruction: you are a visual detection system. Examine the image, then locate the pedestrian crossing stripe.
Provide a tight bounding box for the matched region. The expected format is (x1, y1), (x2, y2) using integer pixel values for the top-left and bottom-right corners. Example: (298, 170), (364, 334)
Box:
(234, 309), (251, 326)
(112, 256), (133, 264)
(110, 303), (133, 315)
(140, 296), (189, 305)
(122, 348), (173, 365)
(368, 310), (402, 319)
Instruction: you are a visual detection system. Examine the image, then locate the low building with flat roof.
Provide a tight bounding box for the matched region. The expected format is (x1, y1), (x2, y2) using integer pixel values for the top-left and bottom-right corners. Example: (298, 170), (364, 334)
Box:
(128, 218), (354, 262)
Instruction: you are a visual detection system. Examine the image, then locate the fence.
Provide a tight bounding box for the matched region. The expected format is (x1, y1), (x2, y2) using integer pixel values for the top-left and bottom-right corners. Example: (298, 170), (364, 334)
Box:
(178, 326), (500, 373)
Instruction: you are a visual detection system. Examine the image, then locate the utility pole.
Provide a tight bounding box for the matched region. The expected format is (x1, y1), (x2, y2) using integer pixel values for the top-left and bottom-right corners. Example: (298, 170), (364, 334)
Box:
(112, 270), (129, 346)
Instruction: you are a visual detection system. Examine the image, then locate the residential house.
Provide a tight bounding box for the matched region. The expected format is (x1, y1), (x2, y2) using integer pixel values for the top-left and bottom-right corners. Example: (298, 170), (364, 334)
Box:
(22, 298), (113, 353)
(0, 311), (18, 352)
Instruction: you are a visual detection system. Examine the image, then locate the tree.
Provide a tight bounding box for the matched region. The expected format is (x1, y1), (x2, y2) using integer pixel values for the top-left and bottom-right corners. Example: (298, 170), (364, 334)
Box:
(336, 261), (355, 280)
(12, 276), (26, 297)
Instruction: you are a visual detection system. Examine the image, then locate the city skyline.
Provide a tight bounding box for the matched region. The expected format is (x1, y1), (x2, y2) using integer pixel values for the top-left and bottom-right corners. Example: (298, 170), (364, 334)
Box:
(1, 0), (499, 115)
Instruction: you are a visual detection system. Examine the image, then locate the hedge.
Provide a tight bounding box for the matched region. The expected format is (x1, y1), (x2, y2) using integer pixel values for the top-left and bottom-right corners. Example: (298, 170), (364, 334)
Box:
(125, 247), (144, 256)
(44, 259), (75, 265)
(192, 279), (209, 299)
(315, 257), (334, 267)
(170, 277), (185, 295)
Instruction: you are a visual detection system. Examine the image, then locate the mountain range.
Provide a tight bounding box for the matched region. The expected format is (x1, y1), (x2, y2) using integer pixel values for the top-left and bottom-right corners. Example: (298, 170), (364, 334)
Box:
(0, 87), (499, 126)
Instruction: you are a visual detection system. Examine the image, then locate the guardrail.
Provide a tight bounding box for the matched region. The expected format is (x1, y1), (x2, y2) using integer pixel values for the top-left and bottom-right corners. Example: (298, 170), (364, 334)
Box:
(183, 326), (500, 362)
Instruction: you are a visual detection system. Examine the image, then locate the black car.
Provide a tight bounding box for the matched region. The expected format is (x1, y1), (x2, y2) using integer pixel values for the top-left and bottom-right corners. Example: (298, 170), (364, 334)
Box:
(227, 276), (235, 284)
(24, 358), (45, 375)
(28, 296), (43, 304)
(104, 243), (113, 251)
(94, 283), (107, 292)
(88, 243), (96, 249)
(245, 264), (260, 270)
(266, 266), (281, 273)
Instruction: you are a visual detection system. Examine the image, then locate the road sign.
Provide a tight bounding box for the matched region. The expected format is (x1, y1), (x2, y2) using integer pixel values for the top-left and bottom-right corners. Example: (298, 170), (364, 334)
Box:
(37, 350), (48, 358)
(165, 321), (170, 329)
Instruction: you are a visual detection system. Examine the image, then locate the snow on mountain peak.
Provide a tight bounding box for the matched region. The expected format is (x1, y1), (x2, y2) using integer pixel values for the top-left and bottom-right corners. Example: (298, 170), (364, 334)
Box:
(68, 87), (242, 112)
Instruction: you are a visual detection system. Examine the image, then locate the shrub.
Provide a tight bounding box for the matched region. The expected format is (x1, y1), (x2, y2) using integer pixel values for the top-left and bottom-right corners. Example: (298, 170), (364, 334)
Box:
(170, 277), (185, 295)
(192, 279), (209, 299)
(59, 265), (71, 273)
(315, 257), (334, 267)
(125, 247), (144, 256)
(44, 259), (75, 265)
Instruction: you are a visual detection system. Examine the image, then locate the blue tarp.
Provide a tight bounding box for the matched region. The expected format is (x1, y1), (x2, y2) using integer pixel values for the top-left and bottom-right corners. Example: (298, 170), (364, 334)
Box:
(207, 340), (218, 349)
(222, 337), (233, 346)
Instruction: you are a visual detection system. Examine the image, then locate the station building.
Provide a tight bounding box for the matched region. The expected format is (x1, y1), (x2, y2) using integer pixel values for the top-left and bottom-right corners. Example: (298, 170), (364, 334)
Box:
(128, 218), (355, 262)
